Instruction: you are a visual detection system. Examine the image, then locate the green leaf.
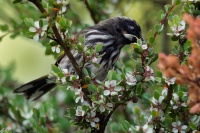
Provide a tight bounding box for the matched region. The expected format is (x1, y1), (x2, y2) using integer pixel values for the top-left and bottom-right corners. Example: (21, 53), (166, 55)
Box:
(0, 24), (9, 32)
(158, 10), (165, 21)
(168, 13), (174, 20)
(155, 24), (164, 33)
(133, 106), (141, 116)
(58, 18), (72, 31)
(155, 77), (161, 83)
(51, 64), (60, 74)
(151, 109), (157, 117)
(95, 43), (103, 53)
(76, 43), (84, 51)
(148, 36), (155, 44)
(121, 120), (131, 132)
(189, 122), (196, 130)
(88, 84), (97, 93)
(136, 83), (142, 95)
(132, 52), (140, 59)
(135, 75), (143, 82)
(164, 4), (172, 12)
(153, 90), (160, 100)
(107, 70), (117, 80)
(164, 116), (172, 126)
(156, 71), (162, 77)
(24, 18), (34, 27)
(136, 63), (144, 73)
(133, 43), (142, 54)
(147, 30), (153, 38)
(173, 15), (180, 25)
(151, 54), (158, 63)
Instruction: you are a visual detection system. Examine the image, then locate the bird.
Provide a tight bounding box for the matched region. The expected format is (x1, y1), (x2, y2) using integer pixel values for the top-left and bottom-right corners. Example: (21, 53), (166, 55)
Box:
(14, 16), (145, 100)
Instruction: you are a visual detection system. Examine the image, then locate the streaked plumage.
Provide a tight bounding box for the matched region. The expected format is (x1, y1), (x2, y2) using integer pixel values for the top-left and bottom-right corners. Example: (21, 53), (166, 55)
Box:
(14, 16), (144, 100)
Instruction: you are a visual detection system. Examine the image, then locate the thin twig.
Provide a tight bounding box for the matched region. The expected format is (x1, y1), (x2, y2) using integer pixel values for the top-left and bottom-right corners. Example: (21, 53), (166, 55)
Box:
(27, 0), (92, 105)
(83, 0), (98, 24)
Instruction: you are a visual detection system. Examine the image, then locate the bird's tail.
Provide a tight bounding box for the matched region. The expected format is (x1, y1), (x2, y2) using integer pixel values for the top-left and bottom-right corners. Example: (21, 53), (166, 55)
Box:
(14, 75), (56, 100)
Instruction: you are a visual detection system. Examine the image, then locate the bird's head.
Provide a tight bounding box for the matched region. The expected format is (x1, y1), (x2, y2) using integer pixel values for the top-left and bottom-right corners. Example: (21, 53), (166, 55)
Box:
(97, 16), (145, 46)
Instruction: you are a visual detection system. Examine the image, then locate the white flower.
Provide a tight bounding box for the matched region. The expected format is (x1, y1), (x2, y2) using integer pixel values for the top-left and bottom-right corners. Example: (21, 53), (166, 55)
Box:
(151, 96), (164, 113)
(163, 76), (176, 86)
(52, 45), (61, 53)
(161, 88), (168, 96)
(152, 96), (164, 105)
(60, 69), (70, 84)
(172, 121), (187, 133)
(29, 21), (48, 41)
(99, 102), (113, 112)
(135, 124), (153, 133)
(92, 56), (98, 63)
(142, 44), (148, 50)
(104, 80), (122, 96)
(86, 111), (100, 128)
(75, 88), (84, 103)
(76, 106), (85, 116)
(171, 20), (185, 36)
(126, 73), (136, 86)
(170, 93), (187, 109)
(144, 66), (155, 81)
(56, 0), (68, 13)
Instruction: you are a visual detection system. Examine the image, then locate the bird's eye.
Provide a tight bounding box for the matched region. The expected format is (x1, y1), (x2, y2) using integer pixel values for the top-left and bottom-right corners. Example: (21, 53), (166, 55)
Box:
(129, 26), (135, 34)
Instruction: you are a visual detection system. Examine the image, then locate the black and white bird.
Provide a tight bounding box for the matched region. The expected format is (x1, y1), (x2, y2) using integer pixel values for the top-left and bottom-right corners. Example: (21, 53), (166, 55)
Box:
(14, 16), (145, 100)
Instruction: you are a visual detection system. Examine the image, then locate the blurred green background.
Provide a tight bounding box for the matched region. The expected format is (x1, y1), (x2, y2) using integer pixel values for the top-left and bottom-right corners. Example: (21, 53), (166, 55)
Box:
(0, 0), (174, 83)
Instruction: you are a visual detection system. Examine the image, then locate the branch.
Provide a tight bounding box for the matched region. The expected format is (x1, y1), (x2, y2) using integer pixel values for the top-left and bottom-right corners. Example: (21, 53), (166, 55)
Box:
(83, 0), (99, 24)
(28, 0), (92, 105)
(153, 4), (176, 38)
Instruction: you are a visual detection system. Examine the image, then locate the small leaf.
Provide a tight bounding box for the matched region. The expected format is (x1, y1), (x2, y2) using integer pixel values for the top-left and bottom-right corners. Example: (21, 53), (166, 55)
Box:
(189, 122), (196, 130)
(107, 70), (117, 80)
(156, 71), (162, 77)
(51, 64), (60, 73)
(148, 36), (155, 44)
(136, 83), (142, 95)
(132, 52), (140, 59)
(0, 24), (9, 32)
(133, 106), (141, 116)
(151, 109), (157, 117)
(158, 10), (165, 21)
(136, 63), (144, 73)
(155, 24), (164, 33)
(88, 84), (97, 93)
(95, 43), (103, 53)
(164, 4), (172, 12)
(24, 18), (34, 27)
(135, 75), (143, 82)
(121, 120), (131, 132)
(153, 90), (160, 100)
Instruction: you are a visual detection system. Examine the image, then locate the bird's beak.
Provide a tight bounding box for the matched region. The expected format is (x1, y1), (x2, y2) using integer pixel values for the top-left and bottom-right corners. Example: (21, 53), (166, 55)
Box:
(123, 33), (135, 41)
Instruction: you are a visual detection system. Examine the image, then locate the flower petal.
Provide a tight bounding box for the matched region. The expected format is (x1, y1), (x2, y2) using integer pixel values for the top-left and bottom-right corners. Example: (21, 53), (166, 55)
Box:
(33, 34), (39, 41)
(104, 90), (110, 96)
(34, 21), (40, 29)
(105, 81), (110, 88)
(90, 122), (95, 127)
(182, 125), (187, 130)
(99, 105), (105, 112)
(56, 47), (60, 53)
(115, 86), (122, 92)
(42, 25), (48, 30)
(94, 117), (100, 122)
(29, 27), (36, 32)
(75, 97), (80, 103)
(51, 46), (56, 52)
